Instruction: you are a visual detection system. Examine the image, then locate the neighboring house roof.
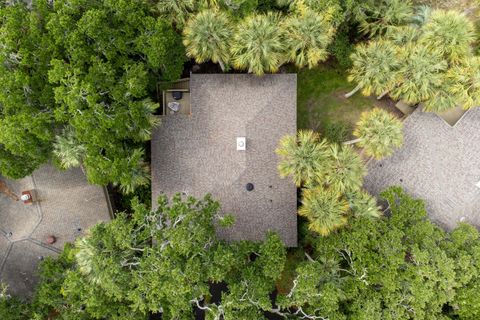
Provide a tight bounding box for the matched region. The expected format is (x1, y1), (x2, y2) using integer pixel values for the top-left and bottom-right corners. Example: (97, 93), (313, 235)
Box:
(0, 165), (111, 298)
(364, 107), (480, 230)
(152, 74), (297, 246)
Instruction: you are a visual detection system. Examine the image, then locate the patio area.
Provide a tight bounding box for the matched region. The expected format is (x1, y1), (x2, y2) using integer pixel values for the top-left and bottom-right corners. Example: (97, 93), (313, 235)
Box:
(364, 107), (480, 229)
(0, 165), (111, 298)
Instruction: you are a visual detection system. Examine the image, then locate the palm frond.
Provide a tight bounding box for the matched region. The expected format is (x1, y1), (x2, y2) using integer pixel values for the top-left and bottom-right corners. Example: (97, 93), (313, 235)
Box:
(298, 186), (349, 236)
(353, 108), (403, 159)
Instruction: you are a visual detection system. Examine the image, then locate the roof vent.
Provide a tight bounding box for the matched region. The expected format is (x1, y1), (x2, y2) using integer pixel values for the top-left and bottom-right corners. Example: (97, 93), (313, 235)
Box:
(237, 137), (246, 151)
(246, 183), (254, 191)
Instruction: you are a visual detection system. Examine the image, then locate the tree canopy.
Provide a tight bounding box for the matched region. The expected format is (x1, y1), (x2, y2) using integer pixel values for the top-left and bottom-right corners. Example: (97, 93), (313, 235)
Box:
(347, 8), (479, 113)
(4, 188), (480, 319)
(0, 0), (185, 192)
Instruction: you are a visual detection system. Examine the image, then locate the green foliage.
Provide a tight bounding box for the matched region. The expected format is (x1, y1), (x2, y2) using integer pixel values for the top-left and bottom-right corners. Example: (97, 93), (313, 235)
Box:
(0, 0), (185, 191)
(292, 186), (480, 319)
(0, 285), (31, 320)
(329, 27), (354, 68)
(420, 9), (475, 63)
(276, 130), (331, 186)
(346, 189), (381, 218)
(8, 188), (480, 319)
(183, 9), (233, 71)
(354, 0), (414, 37)
(220, 0), (259, 16)
(322, 120), (351, 143)
(348, 8), (479, 112)
(299, 186), (349, 235)
(53, 127), (86, 169)
(347, 39), (400, 98)
(0, 2), (56, 179)
(231, 12), (285, 75)
(322, 144), (366, 193)
(277, 129), (376, 235)
(283, 5), (335, 69)
(353, 108), (404, 159)
(155, 0), (196, 27)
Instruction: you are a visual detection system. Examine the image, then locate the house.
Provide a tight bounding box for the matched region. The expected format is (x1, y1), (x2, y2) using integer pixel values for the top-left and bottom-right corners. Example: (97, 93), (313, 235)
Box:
(0, 165), (112, 298)
(151, 74), (298, 246)
(364, 107), (480, 229)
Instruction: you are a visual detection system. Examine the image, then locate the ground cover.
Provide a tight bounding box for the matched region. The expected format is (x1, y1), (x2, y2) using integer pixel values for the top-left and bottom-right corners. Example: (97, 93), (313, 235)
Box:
(295, 63), (398, 143)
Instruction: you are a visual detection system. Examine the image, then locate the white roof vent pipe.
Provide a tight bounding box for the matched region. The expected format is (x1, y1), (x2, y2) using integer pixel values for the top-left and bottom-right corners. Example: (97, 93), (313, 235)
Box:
(237, 137), (246, 151)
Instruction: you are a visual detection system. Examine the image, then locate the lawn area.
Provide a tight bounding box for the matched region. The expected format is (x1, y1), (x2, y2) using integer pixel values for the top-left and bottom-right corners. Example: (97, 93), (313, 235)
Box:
(296, 63), (391, 143)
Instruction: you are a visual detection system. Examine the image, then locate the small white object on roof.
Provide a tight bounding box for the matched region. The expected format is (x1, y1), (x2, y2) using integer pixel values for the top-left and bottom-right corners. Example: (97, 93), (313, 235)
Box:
(476, 181), (480, 189)
(237, 137), (246, 151)
(167, 102), (180, 112)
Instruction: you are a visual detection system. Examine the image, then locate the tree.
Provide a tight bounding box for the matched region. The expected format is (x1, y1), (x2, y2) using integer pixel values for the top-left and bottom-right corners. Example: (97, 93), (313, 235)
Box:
(346, 39), (400, 98)
(283, 6), (335, 69)
(355, 0), (414, 37)
(53, 127), (86, 170)
(231, 12), (285, 75)
(155, 0), (196, 27)
(183, 9), (233, 71)
(391, 43), (447, 104)
(298, 186), (349, 236)
(442, 56), (480, 110)
(323, 144), (366, 193)
(0, 0), (186, 190)
(420, 9), (475, 63)
(346, 189), (381, 218)
(0, 284), (31, 320)
(351, 108), (403, 160)
(46, 0), (183, 191)
(0, 2), (56, 179)
(346, 8), (479, 113)
(276, 130), (331, 186)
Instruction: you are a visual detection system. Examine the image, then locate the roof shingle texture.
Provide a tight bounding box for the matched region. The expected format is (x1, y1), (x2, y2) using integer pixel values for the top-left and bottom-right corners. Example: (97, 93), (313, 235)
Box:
(0, 165), (111, 298)
(152, 74), (297, 246)
(364, 108), (480, 229)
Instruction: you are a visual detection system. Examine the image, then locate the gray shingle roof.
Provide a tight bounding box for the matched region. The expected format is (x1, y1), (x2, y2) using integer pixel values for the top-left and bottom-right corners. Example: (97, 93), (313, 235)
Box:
(364, 107), (480, 229)
(0, 165), (111, 298)
(152, 74), (297, 246)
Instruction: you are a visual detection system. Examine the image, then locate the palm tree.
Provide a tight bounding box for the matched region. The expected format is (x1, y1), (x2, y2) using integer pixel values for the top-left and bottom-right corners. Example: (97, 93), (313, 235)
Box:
(117, 148), (151, 194)
(355, 0), (414, 37)
(183, 10), (233, 71)
(156, 0), (196, 27)
(346, 190), (381, 218)
(282, 8), (334, 69)
(298, 186), (349, 236)
(323, 144), (366, 193)
(53, 127), (86, 170)
(276, 130), (330, 187)
(420, 9), (475, 64)
(445, 56), (480, 110)
(351, 108), (403, 160)
(385, 25), (421, 46)
(422, 83), (458, 113)
(231, 13), (285, 75)
(390, 43), (447, 104)
(346, 39), (400, 99)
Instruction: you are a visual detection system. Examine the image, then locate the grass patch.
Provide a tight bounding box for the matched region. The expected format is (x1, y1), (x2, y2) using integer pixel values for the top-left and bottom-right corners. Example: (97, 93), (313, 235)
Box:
(295, 63), (375, 143)
(276, 248), (305, 295)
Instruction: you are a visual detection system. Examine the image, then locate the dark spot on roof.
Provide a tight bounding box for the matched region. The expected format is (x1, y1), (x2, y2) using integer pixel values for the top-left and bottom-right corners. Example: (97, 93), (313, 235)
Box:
(246, 183), (254, 191)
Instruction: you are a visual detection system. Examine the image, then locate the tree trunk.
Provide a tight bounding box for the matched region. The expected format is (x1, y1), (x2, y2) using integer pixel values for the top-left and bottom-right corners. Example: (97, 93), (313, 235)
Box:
(377, 90), (389, 100)
(343, 138), (362, 145)
(218, 59), (225, 72)
(344, 84), (361, 98)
